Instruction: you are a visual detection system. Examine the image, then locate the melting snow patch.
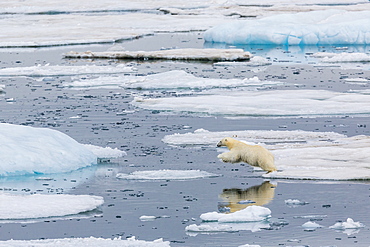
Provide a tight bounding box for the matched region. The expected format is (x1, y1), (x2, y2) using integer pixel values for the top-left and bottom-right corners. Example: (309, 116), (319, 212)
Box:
(0, 236), (170, 247)
(116, 169), (219, 180)
(204, 10), (370, 45)
(0, 194), (103, 222)
(0, 123), (97, 176)
(64, 49), (251, 62)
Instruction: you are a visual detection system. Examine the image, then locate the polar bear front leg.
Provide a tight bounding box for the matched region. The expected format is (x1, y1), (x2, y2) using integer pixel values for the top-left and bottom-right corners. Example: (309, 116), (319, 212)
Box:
(217, 151), (241, 163)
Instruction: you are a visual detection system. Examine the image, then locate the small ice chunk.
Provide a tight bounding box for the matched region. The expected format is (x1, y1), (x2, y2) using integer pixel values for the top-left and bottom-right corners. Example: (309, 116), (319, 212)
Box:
(329, 218), (365, 230)
(139, 215), (157, 221)
(302, 221), (323, 229)
(116, 169), (219, 180)
(285, 199), (309, 207)
(185, 224), (237, 233)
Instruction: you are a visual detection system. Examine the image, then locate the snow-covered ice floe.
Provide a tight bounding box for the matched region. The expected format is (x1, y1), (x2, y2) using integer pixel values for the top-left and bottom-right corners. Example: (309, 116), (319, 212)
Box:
(186, 205), (271, 235)
(64, 49), (251, 62)
(0, 194), (103, 223)
(163, 129), (370, 180)
(65, 70), (283, 90)
(116, 169), (219, 180)
(133, 89), (370, 118)
(0, 123), (126, 176)
(329, 218), (365, 230)
(204, 10), (370, 45)
(0, 64), (135, 77)
(313, 52), (370, 63)
(0, 236), (170, 247)
(302, 221), (323, 230)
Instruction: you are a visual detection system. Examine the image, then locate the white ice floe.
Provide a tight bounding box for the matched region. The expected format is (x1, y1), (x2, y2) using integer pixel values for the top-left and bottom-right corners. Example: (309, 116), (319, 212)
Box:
(0, 123), (97, 176)
(139, 215), (157, 221)
(0, 64), (135, 77)
(313, 52), (370, 63)
(0, 236), (170, 247)
(162, 128), (345, 146)
(163, 129), (370, 180)
(0, 194), (103, 222)
(64, 49), (251, 61)
(302, 221), (323, 229)
(285, 199), (309, 207)
(204, 10), (370, 45)
(83, 144), (127, 159)
(133, 89), (370, 118)
(200, 205), (271, 223)
(116, 169), (219, 180)
(329, 218), (365, 230)
(65, 70), (282, 90)
(185, 223), (238, 233)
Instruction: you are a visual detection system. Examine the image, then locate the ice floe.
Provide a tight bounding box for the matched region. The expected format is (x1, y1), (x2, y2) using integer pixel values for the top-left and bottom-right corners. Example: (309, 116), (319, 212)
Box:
(133, 89), (370, 118)
(64, 48), (251, 61)
(83, 144), (127, 159)
(302, 221), (323, 230)
(0, 236), (170, 247)
(313, 52), (370, 63)
(65, 70), (282, 90)
(116, 169), (219, 180)
(204, 10), (370, 45)
(0, 123), (97, 176)
(329, 218), (365, 230)
(200, 205), (271, 223)
(285, 199), (309, 207)
(0, 193), (103, 222)
(163, 129), (370, 180)
(0, 64), (135, 77)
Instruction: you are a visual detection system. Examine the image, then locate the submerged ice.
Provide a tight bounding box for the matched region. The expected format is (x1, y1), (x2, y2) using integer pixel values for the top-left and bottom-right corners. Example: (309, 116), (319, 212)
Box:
(204, 10), (370, 45)
(116, 169), (219, 180)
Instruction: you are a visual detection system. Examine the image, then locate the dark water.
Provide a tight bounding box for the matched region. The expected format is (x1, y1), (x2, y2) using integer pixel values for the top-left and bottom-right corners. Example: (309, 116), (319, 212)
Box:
(0, 33), (370, 247)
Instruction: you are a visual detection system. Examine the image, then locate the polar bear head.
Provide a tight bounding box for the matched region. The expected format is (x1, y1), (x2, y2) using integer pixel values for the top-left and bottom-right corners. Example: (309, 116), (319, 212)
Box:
(217, 137), (235, 148)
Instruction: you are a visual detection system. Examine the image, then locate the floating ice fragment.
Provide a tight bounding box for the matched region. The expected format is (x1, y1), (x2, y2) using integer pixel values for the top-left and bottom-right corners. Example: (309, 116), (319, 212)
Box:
(185, 224), (237, 233)
(302, 221), (323, 230)
(329, 218), (365, 230)
(116, 169), (219, 180)
(83, 144), (127, 159)
(0, 194), (103, 221)
(200, 205), (271, 223)
(64, 49), (251, 62)
(139, 215), (157, 221)
(285, 199), (309, 207)
(0, 236), (170, 247)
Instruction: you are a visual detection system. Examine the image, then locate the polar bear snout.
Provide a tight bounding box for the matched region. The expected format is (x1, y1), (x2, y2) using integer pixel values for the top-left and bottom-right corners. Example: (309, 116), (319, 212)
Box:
(217, 141), (223, 147)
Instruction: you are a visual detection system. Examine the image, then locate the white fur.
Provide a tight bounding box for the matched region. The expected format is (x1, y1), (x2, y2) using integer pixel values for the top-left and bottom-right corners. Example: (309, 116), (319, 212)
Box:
(217, 137), (276, 173)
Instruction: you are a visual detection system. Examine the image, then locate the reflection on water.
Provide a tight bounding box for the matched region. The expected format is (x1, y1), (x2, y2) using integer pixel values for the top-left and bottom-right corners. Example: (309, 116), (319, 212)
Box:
(219, 181), (276, 213)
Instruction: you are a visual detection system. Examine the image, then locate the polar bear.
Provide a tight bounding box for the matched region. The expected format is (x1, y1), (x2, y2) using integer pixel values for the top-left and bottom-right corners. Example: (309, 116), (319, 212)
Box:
(217, 137), (276, 173)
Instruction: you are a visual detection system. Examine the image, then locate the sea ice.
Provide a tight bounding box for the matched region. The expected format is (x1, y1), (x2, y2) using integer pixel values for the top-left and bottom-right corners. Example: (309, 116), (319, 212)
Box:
(116, 169), (219, 180)
(204, 10), (370, 45)
(83, 144), (127, 159)
(0, 64), (135, 77)
(285, 199), (309, 207)
(163, 129), (370, 180)
(133, 89), (370, 118)
(0, 194), (103, 221)
(0, 123), (97, 176)
(0, 236), (170, 247)
(185, 223), (237, 233)
(302, 221), (323, 229)
(200, 205), (271, 223)
(65, 70), (282, 90)
(64, 48), (251, 61)
(316, 52), (370, 63)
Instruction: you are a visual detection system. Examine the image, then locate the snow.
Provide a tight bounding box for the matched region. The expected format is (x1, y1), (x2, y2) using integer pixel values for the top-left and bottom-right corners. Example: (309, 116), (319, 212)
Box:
(65, 70), (282, 90)
(0, 64), (135, 77)
(200, 205), (271, 223)
(163, 129), (370, 180)
(133, 89), (370, 118)
(116, 169), (219, 180)
(0, 123), (97, 176)
(204, 10), (370, 45)
(0, 193), (103, 222)
(64, 49), (251, 61)
(0, 236), (170, 247)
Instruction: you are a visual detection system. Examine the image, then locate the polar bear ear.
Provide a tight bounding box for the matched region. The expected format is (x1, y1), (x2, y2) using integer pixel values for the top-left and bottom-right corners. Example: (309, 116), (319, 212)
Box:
(224, 138), (228, 142)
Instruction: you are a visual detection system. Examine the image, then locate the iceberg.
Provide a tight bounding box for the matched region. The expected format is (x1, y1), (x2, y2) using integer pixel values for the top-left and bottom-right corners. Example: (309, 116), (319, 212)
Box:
(0, 236), (170, 247)
(0, 123), (97, 176)
(0, 194), (103, 222)
(116, 169), (219, 180)
(204, 10), (370, 45)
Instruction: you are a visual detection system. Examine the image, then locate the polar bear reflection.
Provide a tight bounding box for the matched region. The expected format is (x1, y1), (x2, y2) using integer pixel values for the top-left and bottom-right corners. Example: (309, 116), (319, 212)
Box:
(219, 181), (276, 213)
